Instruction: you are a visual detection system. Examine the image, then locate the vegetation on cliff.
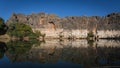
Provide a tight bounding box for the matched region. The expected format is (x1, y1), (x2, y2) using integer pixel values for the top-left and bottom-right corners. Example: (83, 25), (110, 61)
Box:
(0, 16), (45, 40)
(0, 17), (8, 35)
(7, 23), (32, 37)
(6, 22), (43, 40)
(87, 31), (94, 38)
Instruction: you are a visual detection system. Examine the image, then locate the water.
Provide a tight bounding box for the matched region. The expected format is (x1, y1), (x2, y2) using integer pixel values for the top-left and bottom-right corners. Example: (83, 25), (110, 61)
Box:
(0, 39), (120, 68)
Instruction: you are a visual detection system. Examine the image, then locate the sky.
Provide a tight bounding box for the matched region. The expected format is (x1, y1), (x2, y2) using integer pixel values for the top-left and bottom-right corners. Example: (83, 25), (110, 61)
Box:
(0, 0), (120, 21)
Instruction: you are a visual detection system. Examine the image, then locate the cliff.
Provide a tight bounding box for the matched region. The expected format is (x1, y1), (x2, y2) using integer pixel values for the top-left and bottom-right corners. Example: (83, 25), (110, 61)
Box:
(6, 12), (120, 39)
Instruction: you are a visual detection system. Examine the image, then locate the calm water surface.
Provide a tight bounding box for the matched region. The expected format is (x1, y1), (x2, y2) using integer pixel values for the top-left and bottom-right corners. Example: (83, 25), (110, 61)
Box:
(0, 39), (120, 68)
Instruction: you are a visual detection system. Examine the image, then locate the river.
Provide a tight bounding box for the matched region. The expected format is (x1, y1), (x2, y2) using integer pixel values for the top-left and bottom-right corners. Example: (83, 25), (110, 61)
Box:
(0, 39), (120, 68)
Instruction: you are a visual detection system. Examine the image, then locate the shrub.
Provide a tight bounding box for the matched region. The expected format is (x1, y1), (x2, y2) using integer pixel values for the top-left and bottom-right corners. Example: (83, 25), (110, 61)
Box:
(0, 18), (4, 29)
(34, 30), (42, 37)
(34, 30), (46, 39)
(7, 22), (33, 38)
(0, 17), (8, 35)
(7, 22), (45, 40)
(87, 31), (94, 38)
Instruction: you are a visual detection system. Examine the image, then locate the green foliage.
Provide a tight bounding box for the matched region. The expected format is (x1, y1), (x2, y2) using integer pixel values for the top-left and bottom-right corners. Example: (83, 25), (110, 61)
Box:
(0, 17), (8, 35)
(7, 22), (33, 37)
(6, 41), (33, 54)
(0, 18), (4, 29)
(87, 31), (95, 46)
(34, 30), (42, 37)
(87, 31), (94, 38)
(34, 30), (46, 39)
(29, 32), (38, 39)
(6, 40), (44, 62)
(7, 22), (46, 40)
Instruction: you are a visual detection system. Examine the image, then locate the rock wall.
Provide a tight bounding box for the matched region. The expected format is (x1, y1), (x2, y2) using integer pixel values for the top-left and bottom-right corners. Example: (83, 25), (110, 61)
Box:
(97, 30), (120, 38)
(6, 12), (120, 38)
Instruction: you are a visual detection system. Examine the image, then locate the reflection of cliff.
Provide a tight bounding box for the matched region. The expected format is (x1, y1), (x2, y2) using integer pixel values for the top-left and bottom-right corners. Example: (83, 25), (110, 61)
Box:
(5, 40), (120, 67)
(6, 12), (120, 38)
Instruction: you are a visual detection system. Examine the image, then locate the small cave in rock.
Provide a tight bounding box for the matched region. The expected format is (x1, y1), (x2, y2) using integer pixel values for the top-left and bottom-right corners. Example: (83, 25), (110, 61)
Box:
(26, 17), (29, 21)
(108, 22), (110, 24)
(71, 17), (74, 19)
(15, 16), (17, 19)
(107, 15), (110, 17)
(13, 15), (19, 22)
(41, 17), (44, 18)
(49, 21), (54, 24)
(112, 13), (116, 15)
(30, 23), (33, 25)
(49, 21), (56, 30)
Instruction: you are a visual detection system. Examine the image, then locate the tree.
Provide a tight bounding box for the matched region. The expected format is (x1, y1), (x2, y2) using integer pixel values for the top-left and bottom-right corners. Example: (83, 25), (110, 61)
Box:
(0, 17), (8, 35)
(0, 18), (4, 29)
(7, 22), (34, 38)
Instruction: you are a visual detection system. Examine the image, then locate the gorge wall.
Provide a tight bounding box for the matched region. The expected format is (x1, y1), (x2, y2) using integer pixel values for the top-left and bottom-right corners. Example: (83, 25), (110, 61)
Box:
(6, 12), (120, 39)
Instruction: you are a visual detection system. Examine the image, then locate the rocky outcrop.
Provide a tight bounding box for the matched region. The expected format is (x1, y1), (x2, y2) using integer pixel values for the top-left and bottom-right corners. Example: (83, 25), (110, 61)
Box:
(6, 12), (120, 39)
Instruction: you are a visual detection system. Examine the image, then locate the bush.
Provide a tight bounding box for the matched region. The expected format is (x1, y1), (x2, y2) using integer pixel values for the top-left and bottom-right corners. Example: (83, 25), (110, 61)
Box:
(0, 17), (8, 35)
(34, 30), (46, 39)
(0, 18), (4, 29)
(7, 22), (45, 40)
(87, 31), (94, 38)
(34, 30), (42, 37)
(87, 31), (95, 46)
(7, 22), (33, 38)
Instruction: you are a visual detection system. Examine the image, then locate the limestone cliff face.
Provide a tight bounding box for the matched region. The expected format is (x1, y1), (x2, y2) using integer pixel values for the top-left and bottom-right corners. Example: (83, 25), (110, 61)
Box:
(6, 12), (120, 38)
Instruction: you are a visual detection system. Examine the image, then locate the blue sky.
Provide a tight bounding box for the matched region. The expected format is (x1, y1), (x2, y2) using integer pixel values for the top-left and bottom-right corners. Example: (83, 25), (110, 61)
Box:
(0, 0), (120, 21)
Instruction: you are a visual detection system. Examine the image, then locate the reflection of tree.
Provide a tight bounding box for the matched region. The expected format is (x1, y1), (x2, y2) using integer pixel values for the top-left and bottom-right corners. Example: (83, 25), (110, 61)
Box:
(0, 17), (8, 35)
(0, 42), (8, 59)
(87, 39), (94, 46)
(6, 40), (42, 63)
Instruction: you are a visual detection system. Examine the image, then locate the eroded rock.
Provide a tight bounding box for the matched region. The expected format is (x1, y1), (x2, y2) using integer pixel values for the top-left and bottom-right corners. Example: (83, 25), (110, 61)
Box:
(6, 12), (120, 38)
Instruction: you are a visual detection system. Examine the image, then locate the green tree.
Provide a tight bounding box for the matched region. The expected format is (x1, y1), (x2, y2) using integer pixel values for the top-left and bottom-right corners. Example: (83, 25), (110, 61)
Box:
(0, 18), (4, 29)
(7, 22), (34, 38)
(87, 31), (94, 38)
(34, 30), (42, 37)
(0, 17), (8, 35)
(7, 22), (46, 40)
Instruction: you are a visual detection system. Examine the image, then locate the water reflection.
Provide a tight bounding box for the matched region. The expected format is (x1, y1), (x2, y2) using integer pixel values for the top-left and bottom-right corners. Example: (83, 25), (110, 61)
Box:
(0, 42), (7, 59)
(0, 39), (120, 68)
